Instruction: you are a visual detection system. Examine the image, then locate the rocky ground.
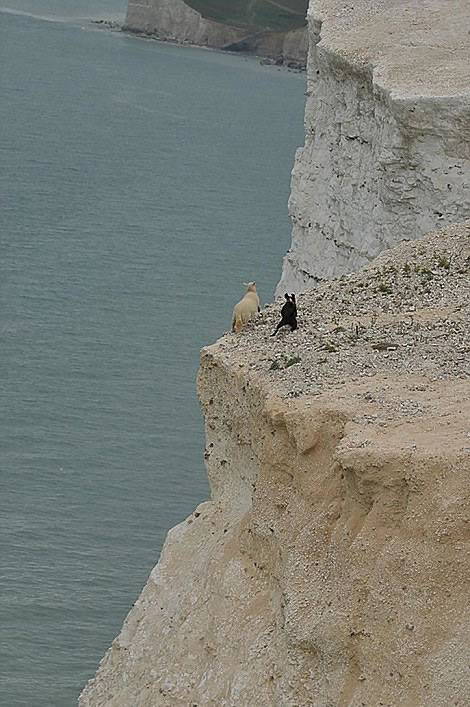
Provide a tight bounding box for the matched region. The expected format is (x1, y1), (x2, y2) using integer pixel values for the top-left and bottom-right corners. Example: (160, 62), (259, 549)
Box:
(92, 20), (122, 31)
(218, 222), (469, 405)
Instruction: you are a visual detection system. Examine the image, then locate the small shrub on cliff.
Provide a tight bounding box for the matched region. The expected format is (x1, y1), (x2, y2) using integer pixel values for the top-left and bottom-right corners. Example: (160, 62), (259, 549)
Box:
(285, 355), (301, 368)
(269, 354), (302, 371)
(437, 254), (451, 269)
(377, 282), (393, 294)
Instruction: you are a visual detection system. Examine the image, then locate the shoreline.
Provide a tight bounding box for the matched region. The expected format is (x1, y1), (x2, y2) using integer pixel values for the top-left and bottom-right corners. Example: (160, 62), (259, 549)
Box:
(91, 19), (306, 72)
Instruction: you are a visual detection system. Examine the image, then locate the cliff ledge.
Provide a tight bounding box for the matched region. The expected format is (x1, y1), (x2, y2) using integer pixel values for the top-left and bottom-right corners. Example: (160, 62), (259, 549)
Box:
(80, 222), (470, 706)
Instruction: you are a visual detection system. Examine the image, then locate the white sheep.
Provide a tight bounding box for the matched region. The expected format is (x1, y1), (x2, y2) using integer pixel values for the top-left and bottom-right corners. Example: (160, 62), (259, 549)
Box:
(231, 282), (260, 333)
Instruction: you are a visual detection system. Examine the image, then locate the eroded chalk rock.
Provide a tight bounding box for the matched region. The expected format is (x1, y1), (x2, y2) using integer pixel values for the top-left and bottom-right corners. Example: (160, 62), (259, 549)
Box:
(80, 223), (470, 706)
(277, 0), (470, 293)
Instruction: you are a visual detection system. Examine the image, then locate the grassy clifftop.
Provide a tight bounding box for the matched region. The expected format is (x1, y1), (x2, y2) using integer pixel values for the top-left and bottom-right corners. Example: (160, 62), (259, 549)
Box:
(186, 0), (308, 32)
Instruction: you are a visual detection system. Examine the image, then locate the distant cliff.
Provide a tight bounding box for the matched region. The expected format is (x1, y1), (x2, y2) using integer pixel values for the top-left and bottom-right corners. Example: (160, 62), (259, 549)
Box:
(124, 0), (308, 67)
(124, 0), (244, 49)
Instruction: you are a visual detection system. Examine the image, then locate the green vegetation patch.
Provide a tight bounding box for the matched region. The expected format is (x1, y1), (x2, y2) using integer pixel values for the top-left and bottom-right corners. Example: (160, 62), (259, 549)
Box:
(187, 0), (308, 32)
(270, 354), (302, 370)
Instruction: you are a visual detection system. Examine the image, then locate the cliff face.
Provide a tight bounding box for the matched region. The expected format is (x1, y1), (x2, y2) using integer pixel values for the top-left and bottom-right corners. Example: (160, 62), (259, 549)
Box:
(277, 0), (470, 293)
(79, 3), (470, 702)
(124, 0), (308, 65)
(124, 0), (245, 48)
(226, 26), (309, 66)
(79, 223), (470, 706)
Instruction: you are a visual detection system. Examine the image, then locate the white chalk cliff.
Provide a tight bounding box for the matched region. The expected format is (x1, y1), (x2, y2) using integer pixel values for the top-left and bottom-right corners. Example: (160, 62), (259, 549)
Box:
(124, 0), (308, 65)
(79, 1), (470, 705)
(277, 0), (470, 293)
(124, 0), (245, 48)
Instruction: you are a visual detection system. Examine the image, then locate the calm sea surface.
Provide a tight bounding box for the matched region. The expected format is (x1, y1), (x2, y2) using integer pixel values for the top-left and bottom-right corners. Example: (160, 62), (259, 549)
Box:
(0, 2), (305, 704)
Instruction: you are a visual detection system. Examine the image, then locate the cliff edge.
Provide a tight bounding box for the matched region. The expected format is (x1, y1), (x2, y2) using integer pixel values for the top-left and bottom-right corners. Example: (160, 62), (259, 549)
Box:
(277, 0), (470, 293)
(80, 222), (470, 706)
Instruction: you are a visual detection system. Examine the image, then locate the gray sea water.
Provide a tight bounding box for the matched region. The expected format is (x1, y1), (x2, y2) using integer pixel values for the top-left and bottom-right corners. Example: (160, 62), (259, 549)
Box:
(0, 2), (305, 704)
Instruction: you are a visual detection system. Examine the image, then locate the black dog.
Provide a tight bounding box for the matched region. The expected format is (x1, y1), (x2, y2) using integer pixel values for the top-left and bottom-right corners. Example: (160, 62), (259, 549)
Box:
(272, 293), (297, 335)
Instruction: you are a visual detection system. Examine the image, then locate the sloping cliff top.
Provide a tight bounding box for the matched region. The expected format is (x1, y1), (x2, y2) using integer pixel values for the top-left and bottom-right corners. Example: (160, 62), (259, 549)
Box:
(209, 221), (469, 402)
(310, 0), (470, 98)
